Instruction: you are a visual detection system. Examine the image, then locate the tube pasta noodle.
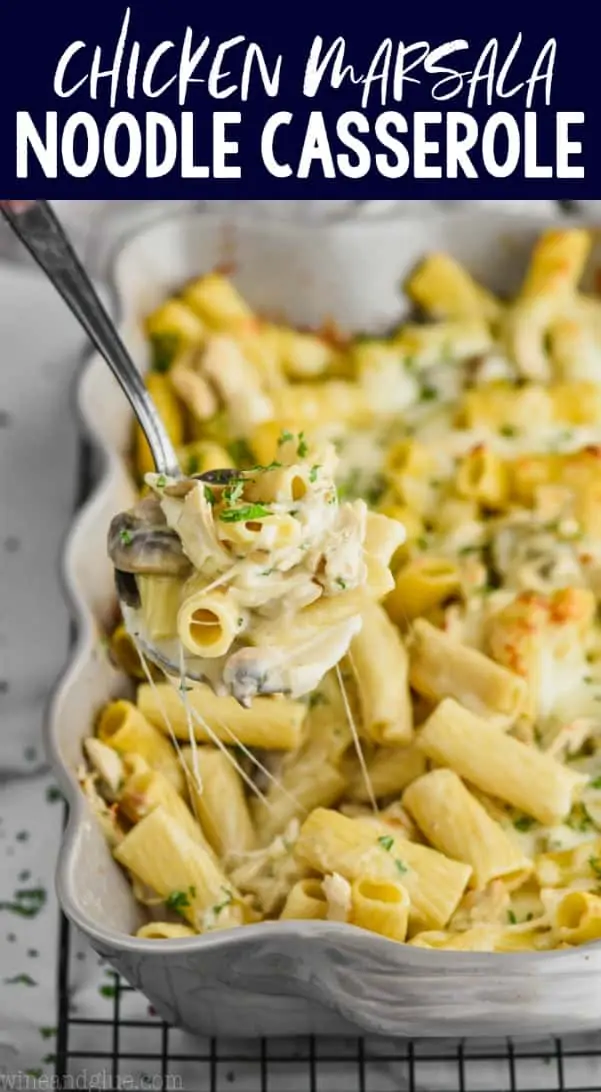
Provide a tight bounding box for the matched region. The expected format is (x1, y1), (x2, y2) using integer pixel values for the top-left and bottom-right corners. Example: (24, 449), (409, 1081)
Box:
(385, 557), (460, 624)
(347, 743), (427, 802)
(136, 922), (198, 939)
(137, 682), (306, 750)
(408, 618), (526, 723)
(177, 583), (241, 660)
(138, 576), (180, 641)
(403, 769), (532, 890)
(280, 878), (328, 921)
(350, 876), (410, 941)
(417, 699), (587, 825)
(295, 808), (472, 931)
(552, 891), (601, 944)
(455, 446), (509, 509)
(180, 746), (256, 857)
(350, 600), (413, 745)
(114, 806), (246, 932)
(119, 761), (214, 854)
(97, 700), (185, 795)
(405, 252), (503, 323)
(87, 234), (601, 954)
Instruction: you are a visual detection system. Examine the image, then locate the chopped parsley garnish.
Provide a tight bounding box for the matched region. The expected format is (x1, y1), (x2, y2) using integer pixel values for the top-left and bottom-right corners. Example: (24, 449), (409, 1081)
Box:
(589, 856), (601, 878)
(458, 544), (480, 556)
(419, 383), (438, 402)
(165, 888), (195, 916)
(204, 486), (216, 506)
(416, 535), (430, 552)
(590, 776), (601, 789)
(220, 503), (271, 523)
(46, 786), (62, 804)
(499, 424), (519, 438)
(0, 887), (47, 919)
(212, 887), (234, 917)
(99, 982), (118, 999)
(156, 474), (167, 488)
(566, 802), (595, 833)
(261, 566), (275, 576)
(297, 432), (308, 458)
(507, 910), (517, 924)
(309, 465), (320, 483)
(4, 973), (37, 986)
(39, 1026), (57, 1040)
(150, 332), (179, 374)
(378, 835), (394, 852)
(395, 859), (408, 875)
(336, 577), (347, 589)
(223, 479), (244, 504)
(118, 528), (133, 547)
(513, 816), (536, 833)
(278, 430), (294, 446)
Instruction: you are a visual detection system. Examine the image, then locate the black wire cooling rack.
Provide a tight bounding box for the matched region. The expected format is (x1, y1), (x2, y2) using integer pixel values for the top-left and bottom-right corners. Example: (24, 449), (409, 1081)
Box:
(54, 903), (601, 1092)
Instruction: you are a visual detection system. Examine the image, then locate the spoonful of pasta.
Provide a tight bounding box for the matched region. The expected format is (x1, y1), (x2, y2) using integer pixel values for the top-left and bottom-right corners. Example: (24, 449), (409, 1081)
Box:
(1, 200), (405, 705)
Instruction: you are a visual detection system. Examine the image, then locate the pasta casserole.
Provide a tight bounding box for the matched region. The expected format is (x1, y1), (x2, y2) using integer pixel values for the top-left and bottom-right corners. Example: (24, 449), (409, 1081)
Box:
(82, 227), (601, 953)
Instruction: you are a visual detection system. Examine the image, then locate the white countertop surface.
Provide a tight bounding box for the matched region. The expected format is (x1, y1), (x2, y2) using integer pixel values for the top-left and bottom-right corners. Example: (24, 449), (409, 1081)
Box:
(1, 198), (600, 1088)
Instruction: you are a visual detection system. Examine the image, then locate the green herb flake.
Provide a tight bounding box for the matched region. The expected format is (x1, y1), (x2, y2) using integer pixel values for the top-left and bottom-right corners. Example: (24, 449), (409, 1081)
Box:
(499, 424), (519, 438)
(46, 785), (62, 804)
(590, 776), (601, 789)
(336, 577), (347, 589)
(507, 910), (517, 925)
(419, 383), (438, 403)
(4, 973), (37, 986)
(165, 887), (195, 917)
(297, 432), (308, 458)
(566, 803), (595, 833)
(458, 544), (480, 556)
(223, 479), (244, 505)
(309, 465), (321, 483)
(156, 474), (167, 489)
(278, 430), (294, 447)
(118, 528), (133, 547)
(39, 1026), (57, 1040)
(589, 856), (601, 878)
(395, 859), (408, 875)
(0, 886), (47, 919)
(513, 816), (536, 833)
(261, 566), (275, 577)
(204, 486), (216, 506)
(150, 332), (179, 374)
(99, 983), (118, 999)
(220, 503), (271, 523)
(416, 535), (430, 552)
(213, 887), (234, 917)
(378, 835), (394, 852)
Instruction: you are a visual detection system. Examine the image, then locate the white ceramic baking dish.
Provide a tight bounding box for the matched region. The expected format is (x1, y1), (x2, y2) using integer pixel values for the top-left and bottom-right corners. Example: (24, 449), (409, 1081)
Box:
(47, 205), (601, 1040)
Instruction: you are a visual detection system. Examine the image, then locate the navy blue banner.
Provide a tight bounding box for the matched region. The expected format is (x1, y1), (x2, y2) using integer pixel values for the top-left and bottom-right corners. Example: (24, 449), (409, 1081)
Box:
(0, 1), (596, 197)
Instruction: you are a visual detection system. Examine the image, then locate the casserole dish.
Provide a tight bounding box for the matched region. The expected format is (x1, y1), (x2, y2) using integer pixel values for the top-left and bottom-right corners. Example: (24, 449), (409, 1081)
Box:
(48, 206), (601, 1039)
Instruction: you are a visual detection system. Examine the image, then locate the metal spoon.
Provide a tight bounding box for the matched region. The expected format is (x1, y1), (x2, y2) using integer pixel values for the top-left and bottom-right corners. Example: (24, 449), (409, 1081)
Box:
(0, 200), (247, 690)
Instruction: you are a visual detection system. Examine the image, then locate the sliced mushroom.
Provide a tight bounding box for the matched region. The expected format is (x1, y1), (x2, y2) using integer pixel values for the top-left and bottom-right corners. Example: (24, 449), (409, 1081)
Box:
(107, 495), (191, 576)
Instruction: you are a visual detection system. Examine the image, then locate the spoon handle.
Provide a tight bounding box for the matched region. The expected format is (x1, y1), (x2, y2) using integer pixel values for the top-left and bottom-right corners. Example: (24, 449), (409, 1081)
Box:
(1, 200), (180, 476)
